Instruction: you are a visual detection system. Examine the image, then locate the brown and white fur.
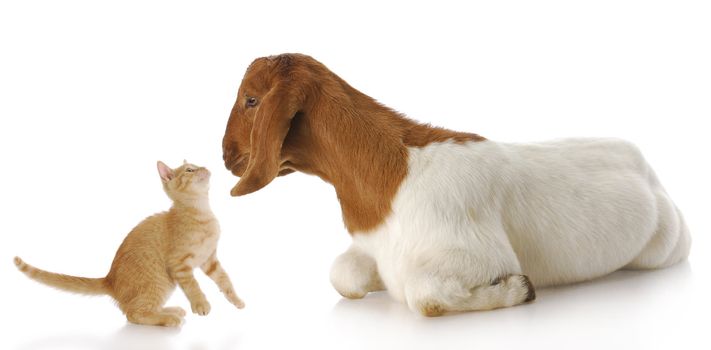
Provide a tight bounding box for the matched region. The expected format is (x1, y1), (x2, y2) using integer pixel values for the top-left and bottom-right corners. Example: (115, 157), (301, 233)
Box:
(15, 161), (244, 326)
(222, 53), (691, 316)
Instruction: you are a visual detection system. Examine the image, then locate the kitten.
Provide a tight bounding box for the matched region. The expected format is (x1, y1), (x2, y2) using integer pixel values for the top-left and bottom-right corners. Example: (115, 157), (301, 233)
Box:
(14, 160), (244, 327)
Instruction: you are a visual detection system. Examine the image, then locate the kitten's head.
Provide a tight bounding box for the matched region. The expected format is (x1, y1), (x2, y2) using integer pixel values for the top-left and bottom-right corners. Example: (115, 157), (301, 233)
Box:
(157, 160), (211, 201)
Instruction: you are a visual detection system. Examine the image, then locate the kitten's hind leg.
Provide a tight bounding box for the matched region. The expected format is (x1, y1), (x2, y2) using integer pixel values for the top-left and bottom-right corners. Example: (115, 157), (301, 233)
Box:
(162, 306), (186, 317)
(126, 308), (183, 327)
(120, 290), (183, 327)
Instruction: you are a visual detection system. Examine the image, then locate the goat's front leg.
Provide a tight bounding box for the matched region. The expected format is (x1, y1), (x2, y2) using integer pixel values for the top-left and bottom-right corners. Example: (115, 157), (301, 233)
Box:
(201, 253), (245, 309)
(330, 245), (385, 299)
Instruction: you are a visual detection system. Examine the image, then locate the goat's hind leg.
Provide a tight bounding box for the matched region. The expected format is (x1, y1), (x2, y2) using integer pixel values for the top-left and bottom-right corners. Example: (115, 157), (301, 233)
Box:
(464, 274), (536, 311)
(406, 273), (536, 317)
(626, 191), (691, 270)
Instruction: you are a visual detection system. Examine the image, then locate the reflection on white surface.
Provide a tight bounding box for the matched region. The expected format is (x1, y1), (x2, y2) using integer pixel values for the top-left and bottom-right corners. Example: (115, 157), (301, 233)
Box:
(17, 324), (182, 350)
(15, 321), (241, 350)
(11, 261), (705, 350)
(326, 262), (700, 349)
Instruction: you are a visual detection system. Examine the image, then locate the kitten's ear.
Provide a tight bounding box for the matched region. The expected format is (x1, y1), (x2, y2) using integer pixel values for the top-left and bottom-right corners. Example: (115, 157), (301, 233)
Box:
(157, 161), (175, 183)
(183, 159), (188, 165)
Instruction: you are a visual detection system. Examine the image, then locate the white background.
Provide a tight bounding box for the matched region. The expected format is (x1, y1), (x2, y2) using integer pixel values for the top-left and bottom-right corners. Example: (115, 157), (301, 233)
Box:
(1, 1), (710, 349)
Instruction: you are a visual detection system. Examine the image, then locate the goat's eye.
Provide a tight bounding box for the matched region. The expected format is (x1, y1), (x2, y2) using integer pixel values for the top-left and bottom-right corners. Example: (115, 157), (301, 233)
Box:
(246, 97), (258, 108)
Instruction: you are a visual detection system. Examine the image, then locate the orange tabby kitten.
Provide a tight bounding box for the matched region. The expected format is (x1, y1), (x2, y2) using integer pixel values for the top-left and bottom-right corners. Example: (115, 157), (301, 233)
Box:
(14, 160), (244, 327)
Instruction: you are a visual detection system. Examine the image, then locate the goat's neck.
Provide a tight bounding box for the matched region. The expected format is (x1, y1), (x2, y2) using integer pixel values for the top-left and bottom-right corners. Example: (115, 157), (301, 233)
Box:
(287, 88), (484, 234)
(290, 105), (410, 234)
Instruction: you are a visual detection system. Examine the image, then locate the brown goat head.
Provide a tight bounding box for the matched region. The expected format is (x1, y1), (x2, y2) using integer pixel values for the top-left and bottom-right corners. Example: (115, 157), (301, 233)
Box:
(222, 54), (318, 196)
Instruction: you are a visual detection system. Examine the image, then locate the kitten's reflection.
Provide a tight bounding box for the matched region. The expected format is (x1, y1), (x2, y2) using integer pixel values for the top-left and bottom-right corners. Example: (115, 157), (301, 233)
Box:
(17, 323), (180, 350)
(110, 323), (179, 350)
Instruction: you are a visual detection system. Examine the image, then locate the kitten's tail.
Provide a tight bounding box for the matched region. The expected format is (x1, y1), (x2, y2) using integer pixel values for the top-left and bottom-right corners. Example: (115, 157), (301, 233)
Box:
(14, 257), (108, 295)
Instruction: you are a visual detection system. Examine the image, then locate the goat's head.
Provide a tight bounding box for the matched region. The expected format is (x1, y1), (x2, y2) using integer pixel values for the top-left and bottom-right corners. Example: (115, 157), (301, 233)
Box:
(222, 53), (331, 196)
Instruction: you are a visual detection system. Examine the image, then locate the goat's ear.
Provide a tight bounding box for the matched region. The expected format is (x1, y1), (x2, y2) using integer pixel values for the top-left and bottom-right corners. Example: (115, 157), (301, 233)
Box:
(230, 83), (303, 196)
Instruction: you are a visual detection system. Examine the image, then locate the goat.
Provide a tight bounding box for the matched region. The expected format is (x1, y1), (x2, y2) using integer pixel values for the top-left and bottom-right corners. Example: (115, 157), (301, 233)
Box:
(222, 53), (691, 316)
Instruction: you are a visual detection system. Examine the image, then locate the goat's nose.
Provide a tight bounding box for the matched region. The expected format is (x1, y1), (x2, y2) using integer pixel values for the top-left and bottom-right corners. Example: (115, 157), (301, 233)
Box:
(222, 136), (232, 157)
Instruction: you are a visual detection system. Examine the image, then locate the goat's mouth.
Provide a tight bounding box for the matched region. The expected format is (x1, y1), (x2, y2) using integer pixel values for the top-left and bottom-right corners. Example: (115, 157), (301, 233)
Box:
(278, 168), (295, 176)
(225, 154), (296, 178)
(225, 153), (249, 177)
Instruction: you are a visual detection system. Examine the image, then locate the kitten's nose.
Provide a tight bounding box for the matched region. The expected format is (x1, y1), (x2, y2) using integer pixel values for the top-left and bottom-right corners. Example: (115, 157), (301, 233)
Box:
(198, 168), (211, 179)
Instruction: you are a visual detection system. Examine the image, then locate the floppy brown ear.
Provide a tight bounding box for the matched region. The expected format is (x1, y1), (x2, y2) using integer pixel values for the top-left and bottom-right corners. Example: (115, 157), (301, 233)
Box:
(230, 83), (304, 196)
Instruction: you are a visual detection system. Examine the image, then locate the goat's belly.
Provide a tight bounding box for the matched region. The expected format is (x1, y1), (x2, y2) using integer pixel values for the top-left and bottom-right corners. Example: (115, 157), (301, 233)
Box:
(503, 172), (659, 286)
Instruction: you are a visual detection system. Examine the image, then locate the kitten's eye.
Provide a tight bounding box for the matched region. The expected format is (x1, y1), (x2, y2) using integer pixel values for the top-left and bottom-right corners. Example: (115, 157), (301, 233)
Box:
(186, 168), (195, 173)
(246, 97), (258, 108)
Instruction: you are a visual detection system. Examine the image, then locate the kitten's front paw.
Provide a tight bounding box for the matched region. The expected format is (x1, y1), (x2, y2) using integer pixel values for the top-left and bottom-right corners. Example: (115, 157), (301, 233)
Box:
(230, 296), (245, 309)
(191, 300), (211, 316)
(225, 290), (246, 309)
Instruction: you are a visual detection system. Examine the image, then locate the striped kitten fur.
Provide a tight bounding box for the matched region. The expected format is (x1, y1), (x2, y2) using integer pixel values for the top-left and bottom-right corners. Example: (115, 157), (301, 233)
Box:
(15, 160), (244, 327)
